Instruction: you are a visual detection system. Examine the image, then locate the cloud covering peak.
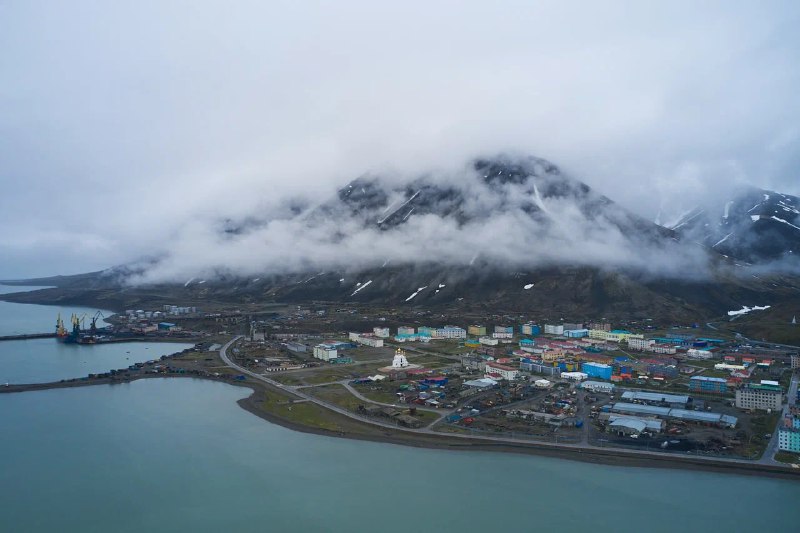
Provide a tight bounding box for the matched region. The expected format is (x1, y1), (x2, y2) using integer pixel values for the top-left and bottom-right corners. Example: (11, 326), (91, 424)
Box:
(1, 1), (799, 277)
(128, 155), (712, 283)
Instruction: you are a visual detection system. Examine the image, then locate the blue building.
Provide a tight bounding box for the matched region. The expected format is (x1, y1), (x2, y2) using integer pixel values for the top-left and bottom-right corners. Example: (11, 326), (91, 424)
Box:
(521, 323), (541, 336)
(582, 362), (612, 380)
(564, 329), (589, 338)
(689, 376), (727, 394)
(647, 364), (678, 379)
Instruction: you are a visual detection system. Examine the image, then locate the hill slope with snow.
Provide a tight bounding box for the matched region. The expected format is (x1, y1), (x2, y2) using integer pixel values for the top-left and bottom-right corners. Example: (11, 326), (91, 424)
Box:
(670, 188), (800, 266)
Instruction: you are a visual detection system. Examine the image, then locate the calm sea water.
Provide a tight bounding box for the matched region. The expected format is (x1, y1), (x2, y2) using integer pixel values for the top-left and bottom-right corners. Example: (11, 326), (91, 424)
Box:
(0, 291), (798, 532)
(0, 338), (195, 384)
(0, 284), (111, 336)
(0, 284), (192, 384)
(1, 379), (799, 533)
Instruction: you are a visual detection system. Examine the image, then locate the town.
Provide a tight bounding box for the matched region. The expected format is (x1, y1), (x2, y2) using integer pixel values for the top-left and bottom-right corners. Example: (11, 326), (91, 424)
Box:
(220, 314), (800, 464)
(48, 302), (800, 467)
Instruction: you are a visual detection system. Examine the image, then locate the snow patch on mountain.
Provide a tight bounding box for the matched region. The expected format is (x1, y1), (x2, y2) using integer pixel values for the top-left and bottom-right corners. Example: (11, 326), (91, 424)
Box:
(350, 280), (372, 296)
(728, 305), (770, 317)
(405, 286), (428, 301)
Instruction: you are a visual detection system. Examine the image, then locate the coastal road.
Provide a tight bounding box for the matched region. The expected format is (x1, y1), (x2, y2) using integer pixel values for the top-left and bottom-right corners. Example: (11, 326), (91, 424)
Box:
(219, 336), (442, 433)
(219, 336), (798, 471)
(296, 379), (450, 417)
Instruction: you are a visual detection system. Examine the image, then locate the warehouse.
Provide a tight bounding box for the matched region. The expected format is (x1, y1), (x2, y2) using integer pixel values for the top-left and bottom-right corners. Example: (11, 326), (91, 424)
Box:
(606, 415), (665, 436)
(610, 403), (737, 428)
(561, 371), (588, 382)
(620, 391), (689, 407)
(611, 403), (671, 418)
(464, 378), (498, 389)
(285, 341), (307, 353)
(669, 409), (738, 428)
(581, 381), (615, 394)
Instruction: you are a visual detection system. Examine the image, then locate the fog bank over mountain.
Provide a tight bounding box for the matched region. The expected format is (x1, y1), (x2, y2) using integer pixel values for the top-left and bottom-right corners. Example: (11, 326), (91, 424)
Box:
(127, 156), (715, 284)
(1, 1), (799, 278)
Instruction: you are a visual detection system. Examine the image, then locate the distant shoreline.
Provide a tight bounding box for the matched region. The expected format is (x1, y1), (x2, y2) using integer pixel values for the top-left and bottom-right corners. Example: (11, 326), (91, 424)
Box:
(4, 373), (799, 481)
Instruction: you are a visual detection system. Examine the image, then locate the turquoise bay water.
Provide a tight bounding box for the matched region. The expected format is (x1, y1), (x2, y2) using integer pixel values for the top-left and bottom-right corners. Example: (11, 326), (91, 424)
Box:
(0, 284), (111, 336)
(0, 284), (192, 384)
(1, 378), (799, 533)
(0, 338), (195, 384)
(0, 289), (799, 532)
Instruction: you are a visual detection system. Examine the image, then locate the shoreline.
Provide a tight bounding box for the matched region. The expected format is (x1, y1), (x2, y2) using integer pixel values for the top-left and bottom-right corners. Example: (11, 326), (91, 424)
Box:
(4, 373), (800, 481)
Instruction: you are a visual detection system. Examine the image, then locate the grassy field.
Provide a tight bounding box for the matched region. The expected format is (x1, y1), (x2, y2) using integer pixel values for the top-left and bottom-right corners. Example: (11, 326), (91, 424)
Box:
(405, 354), (456, 369)
(750, 411), (781, 438)
(413, 409), (442, 426)
(309, 384), (441, 426)
(270, 362), (386, 386)
(307, 384), (364, 412)
(353, 386), (401, 404)
(421, 340), (472, 356)
(269, 372), (306, 385)
(256, 388), (346, 432)
(775, 451), (800, 465)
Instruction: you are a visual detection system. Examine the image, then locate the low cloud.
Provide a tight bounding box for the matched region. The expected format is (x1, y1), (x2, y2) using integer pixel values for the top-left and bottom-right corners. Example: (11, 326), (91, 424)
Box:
(1, 2), (799, 278)
(129, 158), (713, 283)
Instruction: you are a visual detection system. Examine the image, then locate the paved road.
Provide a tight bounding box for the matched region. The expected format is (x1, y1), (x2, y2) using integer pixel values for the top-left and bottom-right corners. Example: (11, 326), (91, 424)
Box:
(220, 336), (440, 434)
(219, 336), (796, 469)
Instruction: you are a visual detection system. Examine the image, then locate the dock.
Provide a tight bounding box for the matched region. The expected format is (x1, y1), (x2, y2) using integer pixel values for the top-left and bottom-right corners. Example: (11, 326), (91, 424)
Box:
(0, 333), (56, 341)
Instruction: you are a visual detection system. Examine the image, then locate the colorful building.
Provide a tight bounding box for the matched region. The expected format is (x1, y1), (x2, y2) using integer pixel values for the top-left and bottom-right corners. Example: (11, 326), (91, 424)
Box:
(686, 348), (713, 359)
(778, 428), (800, 452)
(647, 363), (678, 379)
(437, 326), (466, 339)
(313, 344), (338, 361)
(689, 376), (727, 394)
(521, 323), (541, 336)
(417, 326), (437, 338)
(373, 327), (390, 338)
(735, 382), (782, 411)
(519, 338), (536, 352)
(468, 325), (487, 336)
(582, 362), (612, 380)
(348, 332), (384, 348)
(564, 329), (589, 338)
(485, 362), (519, 381)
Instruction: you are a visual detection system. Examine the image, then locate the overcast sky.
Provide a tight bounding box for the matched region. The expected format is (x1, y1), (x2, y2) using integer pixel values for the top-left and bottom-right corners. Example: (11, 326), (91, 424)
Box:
(1, 1), (799, 279)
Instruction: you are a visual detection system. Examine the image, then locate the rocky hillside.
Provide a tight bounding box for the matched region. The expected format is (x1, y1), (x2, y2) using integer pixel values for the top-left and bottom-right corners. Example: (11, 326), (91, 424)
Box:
(670, 188), (800, 265)
(4, 156), (799, 329)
